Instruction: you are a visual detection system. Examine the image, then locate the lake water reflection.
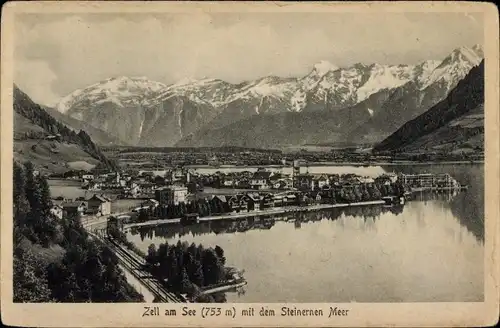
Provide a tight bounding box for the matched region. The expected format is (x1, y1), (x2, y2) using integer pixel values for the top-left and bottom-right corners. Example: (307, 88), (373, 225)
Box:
(126, 164), (484, 303)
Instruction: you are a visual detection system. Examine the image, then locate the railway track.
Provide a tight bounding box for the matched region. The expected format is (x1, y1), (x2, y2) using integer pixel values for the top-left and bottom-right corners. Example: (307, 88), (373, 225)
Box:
(105, 237), (183, 303)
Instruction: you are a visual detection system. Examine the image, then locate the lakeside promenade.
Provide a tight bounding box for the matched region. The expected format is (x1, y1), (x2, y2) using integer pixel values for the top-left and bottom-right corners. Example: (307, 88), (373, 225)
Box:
(123, 200), (386, 229)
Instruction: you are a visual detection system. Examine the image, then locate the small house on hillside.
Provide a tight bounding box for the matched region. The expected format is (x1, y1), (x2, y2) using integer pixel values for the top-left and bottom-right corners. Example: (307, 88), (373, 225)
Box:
(50, 204), (64, 220)
(87, 194), (111, 216)
(62, 201), (87, 219)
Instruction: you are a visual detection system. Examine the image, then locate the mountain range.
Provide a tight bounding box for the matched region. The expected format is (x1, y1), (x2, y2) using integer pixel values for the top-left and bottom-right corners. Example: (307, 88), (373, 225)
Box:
(52, 45), (484, 148)
(374, 60), (484, 154)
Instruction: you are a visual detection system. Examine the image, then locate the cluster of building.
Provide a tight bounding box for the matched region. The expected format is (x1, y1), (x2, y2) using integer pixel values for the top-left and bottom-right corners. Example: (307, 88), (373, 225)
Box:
(50, 194), (112, 220)
(151, 172), (402, 214)
(153, 185), (301, 213)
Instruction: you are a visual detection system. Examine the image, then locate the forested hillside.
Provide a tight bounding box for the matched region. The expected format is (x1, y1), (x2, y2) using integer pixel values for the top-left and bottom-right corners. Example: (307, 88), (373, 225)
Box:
(44, 106), (128, 146)
(13, 161), (143, 302)
(14, 85), (116, 171)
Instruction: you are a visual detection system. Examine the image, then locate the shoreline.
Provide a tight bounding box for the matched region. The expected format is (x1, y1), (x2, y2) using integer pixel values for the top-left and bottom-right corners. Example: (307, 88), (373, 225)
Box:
(187, 161), (484, 169)
(136, 161), (484, 172)
(123, 200), (386, 229)
(305, 160), (484, 166)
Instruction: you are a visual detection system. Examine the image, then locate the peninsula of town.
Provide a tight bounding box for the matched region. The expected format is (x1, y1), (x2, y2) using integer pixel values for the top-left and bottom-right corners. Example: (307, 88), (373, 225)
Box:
(41, 158), (467, 303)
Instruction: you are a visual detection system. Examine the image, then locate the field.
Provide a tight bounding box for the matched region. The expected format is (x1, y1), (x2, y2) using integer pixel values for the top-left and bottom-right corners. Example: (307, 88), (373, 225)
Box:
(48, 179), (143, 212)
(15, 140), (98, 174)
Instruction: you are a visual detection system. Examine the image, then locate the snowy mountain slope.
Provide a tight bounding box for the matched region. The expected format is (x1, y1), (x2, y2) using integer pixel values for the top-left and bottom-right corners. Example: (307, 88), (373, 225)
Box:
(374, 60), (484, 153)
(57, 76), (166, 114)
(344, 45), (484, 144)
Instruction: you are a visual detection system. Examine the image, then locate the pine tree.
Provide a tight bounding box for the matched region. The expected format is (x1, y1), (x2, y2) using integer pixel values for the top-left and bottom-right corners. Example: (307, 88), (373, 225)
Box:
(166, 249), (178, 283)
(146, 244), (157, 265)
(214, 245), (226, 265)
(180, 267), (191, 292)
(191, 260), (205, 286)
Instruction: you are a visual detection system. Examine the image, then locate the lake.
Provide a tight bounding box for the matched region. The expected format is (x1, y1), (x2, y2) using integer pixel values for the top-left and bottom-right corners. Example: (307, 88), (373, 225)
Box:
(126, 163), (483, 302)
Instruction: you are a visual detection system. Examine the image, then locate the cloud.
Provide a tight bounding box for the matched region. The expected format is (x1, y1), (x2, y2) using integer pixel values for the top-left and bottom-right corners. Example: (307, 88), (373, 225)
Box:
(15, 59), (60, 106)
(14, 12), (483, 106)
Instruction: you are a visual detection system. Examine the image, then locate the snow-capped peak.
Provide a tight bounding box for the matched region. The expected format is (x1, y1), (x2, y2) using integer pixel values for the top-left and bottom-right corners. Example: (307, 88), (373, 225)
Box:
(313, 60), (339, 76)
(420, 45), (484, 90)
(453, 46), (482, 66)
(471, 44), (484, 57)
(56, 76), (166, 113)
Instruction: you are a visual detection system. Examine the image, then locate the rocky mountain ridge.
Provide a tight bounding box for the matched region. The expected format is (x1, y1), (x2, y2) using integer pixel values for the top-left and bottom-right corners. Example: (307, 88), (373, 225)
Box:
(54, 44), (484, 147)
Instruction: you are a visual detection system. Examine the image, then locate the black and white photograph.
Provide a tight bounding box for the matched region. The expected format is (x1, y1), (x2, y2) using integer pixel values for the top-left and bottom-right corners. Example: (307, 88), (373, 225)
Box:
(1, 1), (498, 327)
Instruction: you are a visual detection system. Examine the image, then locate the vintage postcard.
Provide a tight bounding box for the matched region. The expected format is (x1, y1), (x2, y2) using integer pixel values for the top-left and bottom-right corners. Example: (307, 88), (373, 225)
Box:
(1, 1), (499, 327)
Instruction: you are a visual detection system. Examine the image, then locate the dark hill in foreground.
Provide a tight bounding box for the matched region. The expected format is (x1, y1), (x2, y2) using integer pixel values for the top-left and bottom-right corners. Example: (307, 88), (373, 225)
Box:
(14, 85), (116, 173)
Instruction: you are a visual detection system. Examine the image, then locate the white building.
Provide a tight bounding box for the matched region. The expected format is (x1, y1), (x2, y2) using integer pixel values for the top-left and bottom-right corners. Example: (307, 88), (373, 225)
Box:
(155, 186), (188, 205)
(250, 171), (273, 189)
(50, 204), (64, 220)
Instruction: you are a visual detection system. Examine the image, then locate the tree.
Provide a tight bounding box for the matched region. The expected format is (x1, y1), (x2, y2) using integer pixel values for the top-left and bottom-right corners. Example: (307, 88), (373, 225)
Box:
(13, 163), (29, 242)
(191, 260), (204, 287)
(146, 244), (157, 265)
(368, 184), (382, 200)
(202, 248), (223, 286)
(187, 181), (198, 194)
(166, 249), (179, 283)
(353, 185), (363, 202)
(361, 185), (371, 201)
(138, 209), (149, 222)
(214, 245), (226, 265)
(180, 267), (191, 293)
(13, 247), (52, 302)
(36, 176), (61, 246)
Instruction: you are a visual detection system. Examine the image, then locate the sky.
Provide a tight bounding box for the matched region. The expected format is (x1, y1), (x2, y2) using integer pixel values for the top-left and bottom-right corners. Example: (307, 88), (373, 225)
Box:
(14, 11), (483, 106)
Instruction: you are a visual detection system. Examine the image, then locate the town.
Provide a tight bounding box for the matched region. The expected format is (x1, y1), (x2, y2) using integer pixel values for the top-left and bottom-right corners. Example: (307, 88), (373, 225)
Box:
(47, 162), (465, 224)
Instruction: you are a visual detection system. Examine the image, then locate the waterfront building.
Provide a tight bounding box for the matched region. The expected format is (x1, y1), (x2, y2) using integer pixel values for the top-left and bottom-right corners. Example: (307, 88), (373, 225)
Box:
(246, 193), (262, 210)
(155, 186), (188, 205)
(400, 173), (460, 189)
(260, 194), (275, 209)
(228, 194), (250, 212)
(211, 195), (229, 213)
